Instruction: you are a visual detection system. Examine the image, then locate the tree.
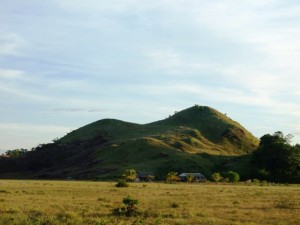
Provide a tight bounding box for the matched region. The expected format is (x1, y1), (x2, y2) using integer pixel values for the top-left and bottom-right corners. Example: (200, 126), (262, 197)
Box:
(165, 171), (180, 183)
(186, 175), (194, 182)
(226, 171), (240, 182)
(211, 172), (223, 182)
(123, 169), (137, 182)
(4, 149), (28, 157)
(253, 131), (300, 183)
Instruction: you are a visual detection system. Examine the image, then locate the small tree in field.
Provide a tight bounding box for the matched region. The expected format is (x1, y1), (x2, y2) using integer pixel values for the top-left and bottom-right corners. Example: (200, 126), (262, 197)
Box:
(165, 172), (180, 183)
(112, 195), (139, 217)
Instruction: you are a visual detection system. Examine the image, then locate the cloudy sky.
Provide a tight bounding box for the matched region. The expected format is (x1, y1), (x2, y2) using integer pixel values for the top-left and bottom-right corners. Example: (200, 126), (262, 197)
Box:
(1, 0), (300, 152)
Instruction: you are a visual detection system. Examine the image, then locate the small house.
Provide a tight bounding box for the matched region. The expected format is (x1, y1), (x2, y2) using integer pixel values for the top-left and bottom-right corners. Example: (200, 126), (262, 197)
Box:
(178, 173), (206, 182)
(137, 172), (155, 182)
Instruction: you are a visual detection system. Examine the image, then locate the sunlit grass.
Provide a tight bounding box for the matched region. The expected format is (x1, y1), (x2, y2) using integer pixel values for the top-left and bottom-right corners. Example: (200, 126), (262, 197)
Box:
(0, 180), (299, 225)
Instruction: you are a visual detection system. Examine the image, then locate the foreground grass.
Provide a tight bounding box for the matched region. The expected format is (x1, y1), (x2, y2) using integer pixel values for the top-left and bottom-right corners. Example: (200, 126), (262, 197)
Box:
(0, 180), (299, 225)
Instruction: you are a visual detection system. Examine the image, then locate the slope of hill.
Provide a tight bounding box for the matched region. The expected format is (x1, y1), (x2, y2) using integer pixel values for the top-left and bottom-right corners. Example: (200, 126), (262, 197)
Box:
(0, 105), (259, 180)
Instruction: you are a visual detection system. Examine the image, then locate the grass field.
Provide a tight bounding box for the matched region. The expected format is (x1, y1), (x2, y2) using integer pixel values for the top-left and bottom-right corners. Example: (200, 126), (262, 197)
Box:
(0, 180), (299, 225)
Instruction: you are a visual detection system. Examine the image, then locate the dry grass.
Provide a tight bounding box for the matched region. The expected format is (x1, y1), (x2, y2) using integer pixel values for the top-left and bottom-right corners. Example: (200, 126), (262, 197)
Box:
(0, 180), (299, 225)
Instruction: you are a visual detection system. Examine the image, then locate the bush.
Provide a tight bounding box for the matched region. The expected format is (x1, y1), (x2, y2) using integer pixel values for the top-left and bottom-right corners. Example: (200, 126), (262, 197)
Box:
(123, 169), (137, 182)
(170, 202), (179, 208)
(112, 195), (139, 217)
(165, 172), (180, 183)
(223, 171), (240, 182)
(211, 172), (223, 182)
(222, 177), (230, 182)
(252, 179), (260, 184)
(115, 179), (129, 187)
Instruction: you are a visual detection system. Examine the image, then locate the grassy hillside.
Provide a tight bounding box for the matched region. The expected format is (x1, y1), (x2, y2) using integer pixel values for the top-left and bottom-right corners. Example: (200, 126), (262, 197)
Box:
(60, 105), (258, 155)
(0, 105), (259, 180)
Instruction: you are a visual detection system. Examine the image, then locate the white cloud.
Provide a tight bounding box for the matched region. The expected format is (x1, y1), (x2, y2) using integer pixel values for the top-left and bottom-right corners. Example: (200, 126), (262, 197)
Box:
(194, 1), (300, 73)
(145, 48), (215, 75)
(0, 32), (27, 56)
(0, 69), (49, 101)
(52, 108), (104, 113)
(55, 0), (136, 14)
(0, 69), (25, 79)
(55, 0), (172, 14)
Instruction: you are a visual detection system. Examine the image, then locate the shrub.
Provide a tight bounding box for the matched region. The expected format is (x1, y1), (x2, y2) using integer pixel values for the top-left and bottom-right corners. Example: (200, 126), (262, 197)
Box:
(186, 175), (194, 182)
(211, 172), (223, 182)
(123, 169), (137, 182)
(252, 179), (260, 184)
(222, 177), (230, 182)
(112, 195), (139, 217)
(115, 179), (129, 187)
(224, 171), (240, 182)
(170, 202), (179, 208)
(257, 168), (269, 180)
(165, 172), (180, 183)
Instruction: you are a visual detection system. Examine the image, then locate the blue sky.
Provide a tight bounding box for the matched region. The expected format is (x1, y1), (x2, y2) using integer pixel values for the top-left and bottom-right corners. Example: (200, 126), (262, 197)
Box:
(1, 0), (300, 152)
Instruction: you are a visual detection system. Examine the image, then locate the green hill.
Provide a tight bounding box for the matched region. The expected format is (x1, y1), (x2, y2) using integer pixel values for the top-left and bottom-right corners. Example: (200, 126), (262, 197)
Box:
(0, 105), (259, 180)
(60, 105), (258, 155)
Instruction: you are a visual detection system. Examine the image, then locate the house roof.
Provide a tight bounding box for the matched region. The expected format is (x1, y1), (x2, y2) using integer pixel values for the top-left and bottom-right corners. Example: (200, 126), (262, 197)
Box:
(138, 172), (154, 177)
(178, 173), (205, 178)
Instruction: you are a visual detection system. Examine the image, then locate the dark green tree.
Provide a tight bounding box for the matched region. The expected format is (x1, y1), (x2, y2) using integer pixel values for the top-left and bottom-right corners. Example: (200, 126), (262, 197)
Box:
(226, 171), (240, 182)
(253, 131), (300, 183)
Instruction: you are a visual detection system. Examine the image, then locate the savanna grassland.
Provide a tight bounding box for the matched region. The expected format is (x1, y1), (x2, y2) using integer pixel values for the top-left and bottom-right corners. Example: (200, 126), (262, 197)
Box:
(0, 180), (299, 225)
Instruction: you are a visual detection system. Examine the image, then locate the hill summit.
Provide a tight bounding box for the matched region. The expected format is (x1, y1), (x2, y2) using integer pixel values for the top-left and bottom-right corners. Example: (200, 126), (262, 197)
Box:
(0, 105), (259, 179)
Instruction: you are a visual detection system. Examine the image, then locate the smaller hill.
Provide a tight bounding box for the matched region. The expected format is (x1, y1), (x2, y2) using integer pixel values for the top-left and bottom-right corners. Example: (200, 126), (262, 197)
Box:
(60, 119), (141, 143)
